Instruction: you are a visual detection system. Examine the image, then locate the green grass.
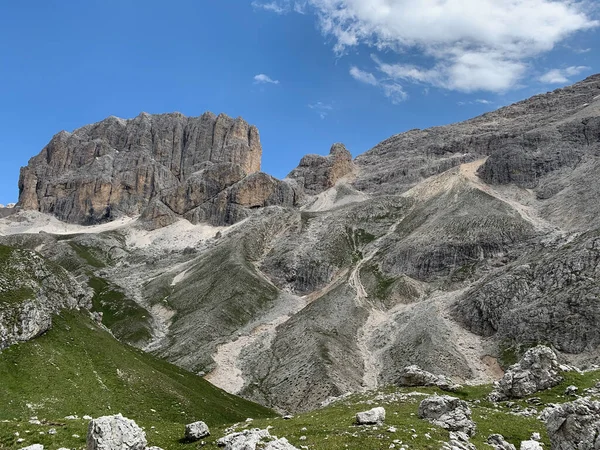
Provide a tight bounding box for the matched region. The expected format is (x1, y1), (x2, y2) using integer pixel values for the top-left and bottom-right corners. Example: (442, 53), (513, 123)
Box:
(0, 311), (274, 449)
(88, 277), (153, 345)
(1, 310), (599, 450)
(68, 243), (106, 268)
(0, 286), (35, 306)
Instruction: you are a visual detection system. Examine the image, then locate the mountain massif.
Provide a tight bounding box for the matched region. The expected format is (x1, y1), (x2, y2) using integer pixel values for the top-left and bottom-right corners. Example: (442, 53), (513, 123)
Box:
(2, 74), (600, 424)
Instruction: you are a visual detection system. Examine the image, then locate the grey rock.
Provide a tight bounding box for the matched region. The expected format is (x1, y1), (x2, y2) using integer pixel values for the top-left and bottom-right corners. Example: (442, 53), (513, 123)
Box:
(184, 421), (210, 441)
(441, 431), (477, 450)
(356, 406), (385, 425)
(490, 346), (562, 401)
(0, 245), (92, 350)
(397, 365), (460, 391)
(565, 385), (579, 396)
(216, 428), (274, 450)
(18, 112), (266, 226)
(287, 143), (356, 195)
(86, 414), (147, 450)
(544, 398), (600, 450)
(487, 434), (517, 450)
(19, 446), (44, 450)
(418, 395), (476, 436)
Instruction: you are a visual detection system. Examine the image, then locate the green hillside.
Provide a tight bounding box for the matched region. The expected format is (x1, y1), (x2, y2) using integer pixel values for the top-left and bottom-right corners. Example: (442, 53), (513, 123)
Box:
(0, 311), (274, 449)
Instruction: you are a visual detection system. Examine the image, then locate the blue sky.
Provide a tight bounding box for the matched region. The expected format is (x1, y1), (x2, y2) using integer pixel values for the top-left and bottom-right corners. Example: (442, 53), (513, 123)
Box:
(0, 0), (598, 204)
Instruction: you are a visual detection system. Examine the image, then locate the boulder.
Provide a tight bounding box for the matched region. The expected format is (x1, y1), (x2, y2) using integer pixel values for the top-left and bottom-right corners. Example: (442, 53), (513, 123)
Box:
(543, 398), (600, 450)
(441, 431), (477, 450)
(355, 406), (386, 425)
(397, 365), (460, 391)
(19, 446), (44, 450)
(490, 346), (562, 401)
(217, 428), (272, 450)
(216, 428), (299, 450)
(520, 441), (543, 450)
(86, 414), (147, 450)
(184, 420), (210, 441)
(418, 395), (476, 436)
(487, 434), (517, 450)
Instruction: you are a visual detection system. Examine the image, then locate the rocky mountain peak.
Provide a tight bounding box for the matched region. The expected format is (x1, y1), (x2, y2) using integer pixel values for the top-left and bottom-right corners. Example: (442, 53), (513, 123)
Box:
(18, 111), (267, 225)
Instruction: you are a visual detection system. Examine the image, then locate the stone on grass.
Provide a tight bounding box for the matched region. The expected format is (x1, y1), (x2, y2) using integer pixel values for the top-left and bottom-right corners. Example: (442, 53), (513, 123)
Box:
(356, 407), (386, 425)
(487, 434), (516, 450)
(490, 346), (562, 401)
(418, 395), (476, 436)
(520, 440), (543, 450)
(19, 445), (44, 450)
(86, 413), (147, 450)
(185, 421), (210, 441)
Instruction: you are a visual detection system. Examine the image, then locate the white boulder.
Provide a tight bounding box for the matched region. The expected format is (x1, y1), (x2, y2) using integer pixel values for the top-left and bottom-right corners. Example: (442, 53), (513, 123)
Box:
(86, 414), (147, 450)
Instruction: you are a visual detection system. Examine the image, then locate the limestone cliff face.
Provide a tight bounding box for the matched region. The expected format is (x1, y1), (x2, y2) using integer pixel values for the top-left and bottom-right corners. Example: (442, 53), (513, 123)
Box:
(18, 112), (265, 225)
(287, 143), (356, 195)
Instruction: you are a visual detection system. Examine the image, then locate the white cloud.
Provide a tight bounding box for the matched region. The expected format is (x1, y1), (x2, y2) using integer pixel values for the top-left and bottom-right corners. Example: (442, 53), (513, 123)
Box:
(260, 0), (598, 93)
(381, 83), (408, 104)
(349, 65), (408, 103)
(475, 99), (492, 105)
(254, 74), (280, 85)
(349, 66), (378, 85)
(252, 1), (307, 14)
(539, 65), (591, 84)
(251, 1), (287, 14)
(308, 101), (333, 119)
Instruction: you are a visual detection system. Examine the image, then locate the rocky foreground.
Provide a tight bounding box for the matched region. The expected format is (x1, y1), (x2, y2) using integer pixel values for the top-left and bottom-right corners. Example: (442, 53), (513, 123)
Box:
(6, 346), (600, 449)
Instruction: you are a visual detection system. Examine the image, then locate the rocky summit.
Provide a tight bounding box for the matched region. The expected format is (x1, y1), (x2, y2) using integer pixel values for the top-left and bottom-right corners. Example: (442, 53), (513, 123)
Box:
(3, 75), (600, 449)
(18, 112), (299, 227)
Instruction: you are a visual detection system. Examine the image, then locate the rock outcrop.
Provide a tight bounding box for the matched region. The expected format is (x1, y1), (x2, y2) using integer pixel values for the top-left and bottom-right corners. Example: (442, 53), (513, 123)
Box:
(355, 406), (385, 425)
(490, 346), (562, 401)
(87, 414), (147, 450)
(17, 112), (298, 226)
(0, 244), (92, 349)
(543, 398), (600, 450)
(418, 395), (476, 436)
(397, 365), (460, 391)
(287, 143), (356, 195)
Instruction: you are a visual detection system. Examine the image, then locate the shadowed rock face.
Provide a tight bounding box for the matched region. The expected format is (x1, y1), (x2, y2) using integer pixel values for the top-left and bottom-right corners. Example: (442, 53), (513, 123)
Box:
(18, 112), (266, 225)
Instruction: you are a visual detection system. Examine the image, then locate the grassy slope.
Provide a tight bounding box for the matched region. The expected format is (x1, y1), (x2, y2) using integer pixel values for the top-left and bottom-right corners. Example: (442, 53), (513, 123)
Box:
(0, 311), (274, 449)
(242, 370), (600, 450)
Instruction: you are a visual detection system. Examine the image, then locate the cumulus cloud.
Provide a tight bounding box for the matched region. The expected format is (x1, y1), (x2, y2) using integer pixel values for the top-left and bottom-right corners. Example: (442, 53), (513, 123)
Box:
(254, 74), (280, 85)
(259, 0), (598, 93)
(539, 65), (591, 84)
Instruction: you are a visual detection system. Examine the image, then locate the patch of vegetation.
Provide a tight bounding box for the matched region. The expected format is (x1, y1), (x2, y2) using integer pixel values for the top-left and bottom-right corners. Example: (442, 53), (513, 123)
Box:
(69, 242), (106, 268)
(89, 277), (153, 345)
(0, 311), (274, 449)
(0, 286), (35, 306)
